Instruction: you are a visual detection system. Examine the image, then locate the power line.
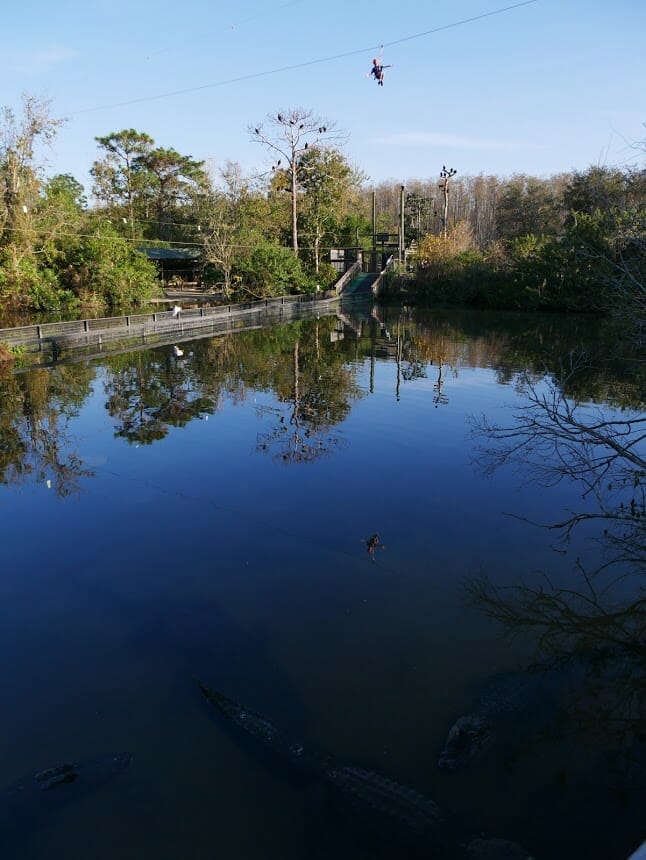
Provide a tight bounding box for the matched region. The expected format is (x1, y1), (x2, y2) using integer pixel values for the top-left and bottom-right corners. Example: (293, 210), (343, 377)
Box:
(3, 223), (373, 253)
(72, 1), (538, 115)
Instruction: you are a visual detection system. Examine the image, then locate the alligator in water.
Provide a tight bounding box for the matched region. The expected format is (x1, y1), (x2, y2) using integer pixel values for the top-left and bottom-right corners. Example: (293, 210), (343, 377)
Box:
(437, 661), (582, 771)
(199, 682), (447, 851)
(1, 752), (131, 841)
(199, 682), (534, 858)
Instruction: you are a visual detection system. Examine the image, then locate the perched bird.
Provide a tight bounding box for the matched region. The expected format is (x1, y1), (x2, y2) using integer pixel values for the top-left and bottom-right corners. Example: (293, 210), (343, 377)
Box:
(173, 345), (184, 358)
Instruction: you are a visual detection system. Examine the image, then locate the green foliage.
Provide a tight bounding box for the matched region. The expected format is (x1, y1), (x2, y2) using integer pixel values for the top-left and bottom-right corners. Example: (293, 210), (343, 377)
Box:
(63, 221), (157, 308)
(309, 261), (339, 291)
(91, 130), (208, 244)
(563, 166), (640, 218)
(0, 248), (75, 311)
(496, 175), (563, 239)
(296, 146), (365, 271)
(406, 162), (645, 321)
(234, 239), (309, 298)
(27, 264), (77, 312)
(45, 173), (86, 209)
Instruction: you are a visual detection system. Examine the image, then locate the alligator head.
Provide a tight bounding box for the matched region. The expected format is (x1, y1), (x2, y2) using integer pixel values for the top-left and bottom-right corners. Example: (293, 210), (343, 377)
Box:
(437, 715), (492, 770)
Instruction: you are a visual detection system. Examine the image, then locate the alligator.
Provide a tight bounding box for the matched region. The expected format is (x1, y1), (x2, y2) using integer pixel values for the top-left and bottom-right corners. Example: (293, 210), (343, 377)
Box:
(1, 752), (131, 838)
(437, 662), (580, 771)
(199, 682), (448, 853)
(198, 682), (536, 858)
(198, 681), (331, 775)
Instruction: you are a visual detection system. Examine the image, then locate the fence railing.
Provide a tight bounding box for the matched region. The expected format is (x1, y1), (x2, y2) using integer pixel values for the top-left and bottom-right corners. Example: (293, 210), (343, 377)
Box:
(333, 260), (362, 294)
(0, 291), (341, 350)
(371, 255), (395, 294)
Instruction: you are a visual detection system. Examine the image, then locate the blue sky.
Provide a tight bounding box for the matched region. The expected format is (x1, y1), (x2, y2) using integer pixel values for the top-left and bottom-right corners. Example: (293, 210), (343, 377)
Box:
(2, 0), (644, 194)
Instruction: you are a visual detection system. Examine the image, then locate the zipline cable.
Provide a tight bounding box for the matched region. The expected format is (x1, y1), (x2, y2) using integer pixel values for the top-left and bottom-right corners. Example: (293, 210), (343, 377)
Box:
(72, 1), (537, 115)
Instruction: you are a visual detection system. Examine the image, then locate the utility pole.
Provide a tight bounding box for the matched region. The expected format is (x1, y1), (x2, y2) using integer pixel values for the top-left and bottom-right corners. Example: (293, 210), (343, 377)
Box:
(372, 190), (377, 273)
(399, 185), (405, 264)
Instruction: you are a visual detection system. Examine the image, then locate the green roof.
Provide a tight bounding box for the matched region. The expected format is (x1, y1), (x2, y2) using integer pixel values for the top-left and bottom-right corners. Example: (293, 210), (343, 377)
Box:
(138, 246), (202, 261)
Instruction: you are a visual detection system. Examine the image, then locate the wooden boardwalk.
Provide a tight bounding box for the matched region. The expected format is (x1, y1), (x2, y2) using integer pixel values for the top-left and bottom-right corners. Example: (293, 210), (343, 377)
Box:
(0, 292), (346, 369)
(0, 259), (393, 370)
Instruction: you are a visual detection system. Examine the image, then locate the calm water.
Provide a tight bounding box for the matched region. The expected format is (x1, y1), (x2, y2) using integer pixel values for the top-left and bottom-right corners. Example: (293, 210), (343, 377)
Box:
(0, 303), (643, 859)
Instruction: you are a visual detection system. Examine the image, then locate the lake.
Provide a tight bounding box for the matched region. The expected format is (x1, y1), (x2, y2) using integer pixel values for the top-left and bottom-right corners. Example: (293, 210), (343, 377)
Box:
(0, 301), (643, 859)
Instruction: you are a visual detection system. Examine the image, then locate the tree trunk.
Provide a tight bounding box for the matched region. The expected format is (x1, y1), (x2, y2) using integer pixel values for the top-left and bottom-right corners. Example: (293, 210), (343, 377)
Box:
(443, 182), (449, 239)
(291, 161), (298, 253)
(314, 227), (321, 273)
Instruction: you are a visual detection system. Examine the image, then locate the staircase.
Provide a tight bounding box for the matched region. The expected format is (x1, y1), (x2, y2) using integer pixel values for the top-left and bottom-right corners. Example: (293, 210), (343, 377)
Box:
(343, 272), (379, 296)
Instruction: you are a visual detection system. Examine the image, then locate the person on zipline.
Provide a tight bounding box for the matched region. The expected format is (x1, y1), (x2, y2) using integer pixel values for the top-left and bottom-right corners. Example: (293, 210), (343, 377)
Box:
(370, 58), (385, 86)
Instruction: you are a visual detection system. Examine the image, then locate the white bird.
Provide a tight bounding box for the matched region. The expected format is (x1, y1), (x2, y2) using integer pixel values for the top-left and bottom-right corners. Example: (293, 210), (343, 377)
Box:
(173, 345), (184, 357)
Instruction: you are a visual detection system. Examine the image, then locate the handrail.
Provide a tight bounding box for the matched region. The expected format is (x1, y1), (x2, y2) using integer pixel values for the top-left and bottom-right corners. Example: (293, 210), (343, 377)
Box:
(333, 260), (362, 295)
(371, 255), (395, 294)
(0, 290), (341, 349)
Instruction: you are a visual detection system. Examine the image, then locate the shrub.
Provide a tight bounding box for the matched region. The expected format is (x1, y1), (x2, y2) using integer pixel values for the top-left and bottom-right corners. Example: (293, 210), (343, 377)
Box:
(234, 240), (309, 298)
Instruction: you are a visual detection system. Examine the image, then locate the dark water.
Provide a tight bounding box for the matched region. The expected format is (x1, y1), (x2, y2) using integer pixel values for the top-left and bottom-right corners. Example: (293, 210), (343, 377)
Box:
(0, 303), (643, 859)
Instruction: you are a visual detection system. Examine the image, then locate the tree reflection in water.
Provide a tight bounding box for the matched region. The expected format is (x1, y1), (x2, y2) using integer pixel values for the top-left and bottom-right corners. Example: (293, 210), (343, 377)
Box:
(465, 361), (645, 789)
(0, 364), (94, 496)
(104, 350), (218, 444)
(255, 327), (361, 464)
(469, 360), (645, 575)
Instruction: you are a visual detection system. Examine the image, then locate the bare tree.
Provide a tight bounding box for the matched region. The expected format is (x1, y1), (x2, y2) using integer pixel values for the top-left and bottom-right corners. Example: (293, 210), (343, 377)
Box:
(202, 161), (263, 298)
(612, 211), (646, 340)
(249, 108), (345, 254)
(203, 214), (236, 298)
(0, 93), (64, 252)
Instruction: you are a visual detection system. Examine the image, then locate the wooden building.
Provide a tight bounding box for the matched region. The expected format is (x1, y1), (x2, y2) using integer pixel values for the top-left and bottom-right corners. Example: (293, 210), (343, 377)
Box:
(138, 247), (203, 288)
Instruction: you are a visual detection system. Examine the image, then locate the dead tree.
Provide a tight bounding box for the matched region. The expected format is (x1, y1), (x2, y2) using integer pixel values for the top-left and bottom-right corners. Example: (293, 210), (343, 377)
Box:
(438, 166), (457, 238)
(249, 109), (344, 254)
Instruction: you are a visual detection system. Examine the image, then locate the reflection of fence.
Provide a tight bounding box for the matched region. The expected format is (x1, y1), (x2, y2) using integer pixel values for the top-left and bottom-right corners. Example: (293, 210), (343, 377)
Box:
(0, 292), (341, 357)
